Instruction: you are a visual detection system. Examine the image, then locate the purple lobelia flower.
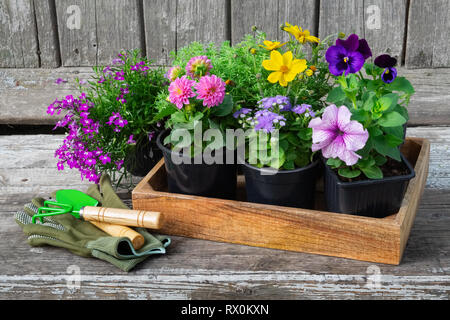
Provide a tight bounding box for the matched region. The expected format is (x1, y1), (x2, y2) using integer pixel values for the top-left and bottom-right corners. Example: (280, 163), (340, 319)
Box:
(233, 108), (252, 119)
(375, 54), (398, 84)
(326, 34), (372, 76)
(309, 105), (369, 166)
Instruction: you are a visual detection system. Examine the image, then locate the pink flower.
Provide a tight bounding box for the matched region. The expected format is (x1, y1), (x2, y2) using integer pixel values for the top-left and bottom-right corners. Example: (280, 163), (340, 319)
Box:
(127, 135), (136, 144)
(195, 75), (226, 108)
(99, 154), (111, 165)
(309, 105), (369, 166)
(168, 76), (196, 109)
(165, 66), (183, 82)
(186, 56), (212, 78)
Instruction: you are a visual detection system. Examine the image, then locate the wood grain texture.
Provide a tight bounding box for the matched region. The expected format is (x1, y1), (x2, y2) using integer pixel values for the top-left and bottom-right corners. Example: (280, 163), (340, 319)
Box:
(95, 0), (143, 66)
(0, 0), (39, 67)
(176, 0), (228, 48)
(0, 130), (448, 299)
(143, 0), (176, 65)
(55, 0), (97, 66)
(319, 0), (407, 60)
(406, 0), (450, 68)
(33, 0), (60, 68)
(277, 0), (318, 41)
(132, 138), (429, 265)
(231, 0), (279, 44)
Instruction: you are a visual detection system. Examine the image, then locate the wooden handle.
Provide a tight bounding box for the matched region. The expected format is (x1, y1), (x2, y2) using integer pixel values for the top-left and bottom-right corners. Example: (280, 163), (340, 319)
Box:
(90, 221), (145, 250)
(82, 207), (163, 230)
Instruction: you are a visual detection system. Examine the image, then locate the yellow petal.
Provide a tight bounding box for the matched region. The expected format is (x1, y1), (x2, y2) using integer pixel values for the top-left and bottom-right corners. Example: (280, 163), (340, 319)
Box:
(263, 59), (279, 71)
(284, 70), (298, 82)
(271, 50), (283, 66)
(268, 71), (282, 84)
(282, 51), (293, 67)
(279, 74), (288, 87)
(290, 59), (308, 74)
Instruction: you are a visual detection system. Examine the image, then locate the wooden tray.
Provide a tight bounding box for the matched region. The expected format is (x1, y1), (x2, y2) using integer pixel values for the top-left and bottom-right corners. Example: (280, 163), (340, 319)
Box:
(132, 138), (430, 265)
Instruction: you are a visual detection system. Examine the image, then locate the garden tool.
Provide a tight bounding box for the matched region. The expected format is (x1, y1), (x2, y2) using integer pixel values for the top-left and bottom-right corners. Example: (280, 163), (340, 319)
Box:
(33, 189), (163, 250)
(15, 174), (171, 272)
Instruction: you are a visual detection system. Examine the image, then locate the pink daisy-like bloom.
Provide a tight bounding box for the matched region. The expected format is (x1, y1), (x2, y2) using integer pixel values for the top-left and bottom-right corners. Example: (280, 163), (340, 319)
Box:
(195, 75), (226, 108)
(186, 56), (212, 79)
(168, 76), (196, 109)
(165, 66), (183, 82)
(309, 105), (369, 166)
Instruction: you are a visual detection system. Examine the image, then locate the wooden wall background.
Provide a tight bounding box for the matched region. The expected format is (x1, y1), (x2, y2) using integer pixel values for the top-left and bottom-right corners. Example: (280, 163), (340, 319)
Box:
(0, 0), (449, 68)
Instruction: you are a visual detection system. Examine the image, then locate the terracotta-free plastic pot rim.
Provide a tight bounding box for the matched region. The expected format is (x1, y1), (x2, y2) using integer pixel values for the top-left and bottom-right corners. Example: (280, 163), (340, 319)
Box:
(322, 154), (416, 188)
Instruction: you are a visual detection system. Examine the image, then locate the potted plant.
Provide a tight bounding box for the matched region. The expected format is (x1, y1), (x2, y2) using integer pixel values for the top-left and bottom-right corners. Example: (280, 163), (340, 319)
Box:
(312, 34), (416, 218)
(48, 50), (167, 188)
(155, 55), (237, 200)
(232, 23), (332, 208)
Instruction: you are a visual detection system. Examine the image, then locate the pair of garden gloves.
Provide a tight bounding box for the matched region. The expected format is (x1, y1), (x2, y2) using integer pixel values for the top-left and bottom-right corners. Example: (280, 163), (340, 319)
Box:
(15, 175), (170, 272)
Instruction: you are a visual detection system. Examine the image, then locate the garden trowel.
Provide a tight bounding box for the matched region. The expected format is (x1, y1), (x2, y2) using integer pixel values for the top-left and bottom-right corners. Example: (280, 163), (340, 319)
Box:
(33, 189), (163, 250)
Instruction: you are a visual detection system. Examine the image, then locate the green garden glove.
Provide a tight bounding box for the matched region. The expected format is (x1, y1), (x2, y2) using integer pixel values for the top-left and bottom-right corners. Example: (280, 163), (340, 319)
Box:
(15, 175), (170, 272)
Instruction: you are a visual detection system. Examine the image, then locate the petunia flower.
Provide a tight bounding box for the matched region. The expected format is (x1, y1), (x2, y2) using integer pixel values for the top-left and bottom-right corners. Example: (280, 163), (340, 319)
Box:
(283, 23), (320, 44)
(195, 75), (226, 108)
(168, 75), (196, 109)
(262, 50), (307, 87)
(185, 56), (213, 79)
(309, 105), (369, 166)
(259, 40), (287, 51)
(375, 54), (398, 84)
(326, 34), (372, 76)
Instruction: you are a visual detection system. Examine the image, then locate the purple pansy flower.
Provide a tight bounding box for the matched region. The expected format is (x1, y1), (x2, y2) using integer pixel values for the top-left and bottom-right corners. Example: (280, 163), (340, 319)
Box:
(309, 105), (369, 166)
(375, 54), (398, 84)
(326, 34), (372, 76)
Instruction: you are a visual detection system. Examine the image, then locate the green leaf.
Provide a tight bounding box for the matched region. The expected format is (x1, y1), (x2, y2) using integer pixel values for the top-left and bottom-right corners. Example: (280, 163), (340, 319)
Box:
(327, 158), (343, 168)
(388, 77), (415, 94)
(373, 135), (402, 161)
(368, 126), (383, 137)
(393, 104), (409, 121)
(358, 158), (376, 169)
(363, 92), (376, 111)
(338, 168), (362, 179)
(378, 93), (399, 112)
(327, 86), (346, 103)
(378, 111), (406, 127)
(283, 160), (295, 171)
(297, 128), (312, 141)
(351, 109), (370, 123)
(361, 165), (383, 180)
(211, 94), (233, 117)
(385, 134), (404, 147)
(374, 155), (388, 166)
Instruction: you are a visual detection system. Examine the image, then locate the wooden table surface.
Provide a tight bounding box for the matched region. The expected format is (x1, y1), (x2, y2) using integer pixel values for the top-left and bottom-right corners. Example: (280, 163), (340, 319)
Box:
(0, 69), (449, 300)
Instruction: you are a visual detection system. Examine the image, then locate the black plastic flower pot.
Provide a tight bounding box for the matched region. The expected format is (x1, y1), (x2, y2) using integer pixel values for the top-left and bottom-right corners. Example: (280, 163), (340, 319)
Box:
(125, 133), (163, 177)
(323, 154), (416, 218)
(242, 160), (320, 209)
(157, 130), (237, 200)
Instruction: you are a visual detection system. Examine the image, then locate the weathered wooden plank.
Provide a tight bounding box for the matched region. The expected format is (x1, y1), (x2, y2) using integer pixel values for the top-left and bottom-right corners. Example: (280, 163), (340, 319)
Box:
(319, 0), (407, 60)
(1, 67), (448, 126)
(33, 0), (60, 68)
(0, 68), (94, 125)
(55, 0), (97, 66)
(176, 0), (228, 49)
(406, 0), (450, 68)
(231, 0), (279, 44)
(143, 0), (176, 65)
(0, 187), (448, 299)
(95, 0), (144, 66)
(0, 0), (39, 68)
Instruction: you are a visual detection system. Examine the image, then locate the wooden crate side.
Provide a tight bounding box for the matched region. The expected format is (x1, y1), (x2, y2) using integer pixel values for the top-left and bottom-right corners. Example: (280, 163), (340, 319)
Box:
(397, 138), (430, 259)
(133, 193), (401, 264)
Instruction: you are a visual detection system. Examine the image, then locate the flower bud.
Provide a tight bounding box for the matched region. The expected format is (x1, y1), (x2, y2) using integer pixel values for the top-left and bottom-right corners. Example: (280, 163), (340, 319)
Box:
(251, 25), (258, 32)
(338, 32), (346, 39)
(255, 73), (262, 79)
(250, 48), (257, 55)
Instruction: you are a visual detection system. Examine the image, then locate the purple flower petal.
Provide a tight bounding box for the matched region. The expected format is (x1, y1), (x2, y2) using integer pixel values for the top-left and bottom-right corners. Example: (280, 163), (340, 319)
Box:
(346, 51), (365, 74)
(381, 67), (398, 84)
(375, 54), (398, 68)
(358, 39), (372, 60)
(336, 34), (360, 52)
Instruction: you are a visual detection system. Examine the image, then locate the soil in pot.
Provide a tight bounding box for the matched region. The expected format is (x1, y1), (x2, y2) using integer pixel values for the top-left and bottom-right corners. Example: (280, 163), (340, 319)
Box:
(324, 154), (415, 218)
(242, 160), (320, 209)
(157, 130), (237, 200)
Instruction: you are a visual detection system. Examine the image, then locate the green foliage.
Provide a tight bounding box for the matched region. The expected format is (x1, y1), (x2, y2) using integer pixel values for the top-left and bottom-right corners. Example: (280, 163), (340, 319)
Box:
(326, 62), (415, 180)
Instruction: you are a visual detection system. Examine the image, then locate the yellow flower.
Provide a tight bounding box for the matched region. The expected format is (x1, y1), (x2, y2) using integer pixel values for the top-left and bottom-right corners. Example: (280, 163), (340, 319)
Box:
(250, 48), (257, 55)
(259, 40), (287, 51)
(306, 69), (314, 77)
(283, 22), (320, 44)
(262, 50), (307, 87)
